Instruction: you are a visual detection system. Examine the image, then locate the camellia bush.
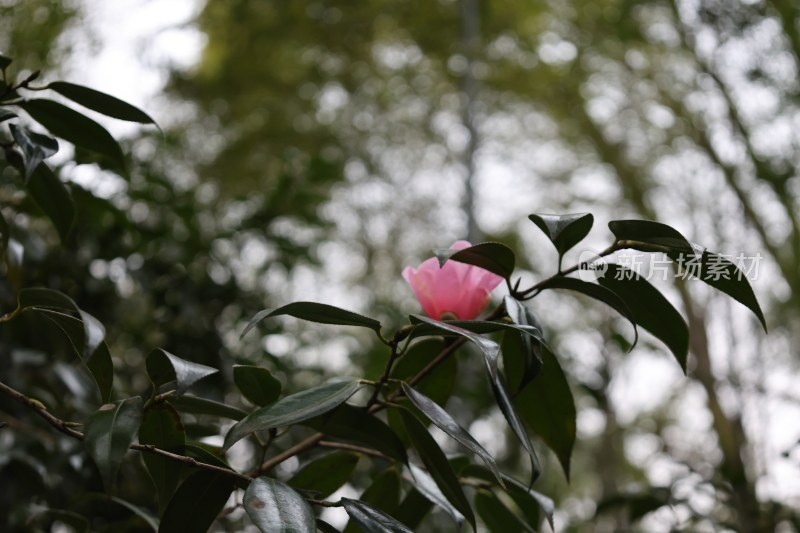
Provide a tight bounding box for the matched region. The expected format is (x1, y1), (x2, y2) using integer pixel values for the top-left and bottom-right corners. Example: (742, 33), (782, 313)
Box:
(0, 55), (767, 532)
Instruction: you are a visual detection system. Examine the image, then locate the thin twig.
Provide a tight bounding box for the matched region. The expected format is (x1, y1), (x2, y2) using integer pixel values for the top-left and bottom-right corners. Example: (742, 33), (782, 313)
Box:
(318, 440), (390, 460)
(0, 379), (250, 483)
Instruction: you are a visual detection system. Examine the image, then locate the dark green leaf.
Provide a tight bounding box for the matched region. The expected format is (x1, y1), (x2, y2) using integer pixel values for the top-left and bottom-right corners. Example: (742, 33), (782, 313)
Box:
(85, 341), (114, 404)
(392, 487), (433, 530)
(408, 317), (545, 345)
(402, 465), (462, 527)
(9, 123), (58, 179)
(401, 383), (503, 486)
(17, 289), (113, 402)
(159, 470), (235, 533)
(317, 520), (341, 533)
(0, 108), (17, 122)
(84, 397), (143, 491)
(595, 486), (672, 522)
(26, 163), (75, 242)
(139, 402), (185, 510)
(146, 348), (218, 396)
(233, 365), (282, 406)
(411, 315), (540, 484)
(502, 296), (544, 391)
(697, 251), (767, 331)
(18, 286), (76, 310)
(537, 276), (638, 347)
(528, 213), (594, 259)
(304, 404), (407, 464)
(514, 346), (576, 480)
(182, 444), (237, 472)
(390, 338), (457, 406)
(48, 81), (158, 125)
(0, 209), (8, 253)
(344, 469), (402, 533)
(341, 498), (413, 533)
(438, 241), (515, 280)
(608, 219), (694, 254)
(288, 452), (359, 498)
(598, 265), (689, 372)
(242, 302), (383, 340)
(224, 378), (361, 450)
(109, 496), (160, 531)
(397, 408), (475, 530)
(169, 394), (247, 420)
(18, 99), (124, 167)
(0, 55), (11, 69)
(460, 465), (554, 531)
(474, 490), (535, 533)
(244, 477), (316, 533)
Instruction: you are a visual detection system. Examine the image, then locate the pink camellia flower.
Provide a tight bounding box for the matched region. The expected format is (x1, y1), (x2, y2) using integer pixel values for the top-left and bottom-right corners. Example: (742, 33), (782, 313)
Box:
(402, 241), (503, 320)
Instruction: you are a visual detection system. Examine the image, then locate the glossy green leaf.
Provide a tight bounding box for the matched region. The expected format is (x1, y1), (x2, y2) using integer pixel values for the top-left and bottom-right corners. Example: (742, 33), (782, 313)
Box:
(397, 408), (475, 529)
(502, 296), (544, 391)
(139, 402), (185, 510)
(18, 99), (124, 167)
(233, 365), (282, 406)
(169, 394), (247, 420)
(18, 286), (76, 310)
(344, 469), (402, 533)
(408, 317), (545, 345)
(401, 383), (503, 487)
(528, 213), (594, 259)
(598, 265), (689, 372)
(244, 477), (316, 533)
(146, 348), (218, 396)
(242, 302), (383, 340)
(437, 241), (515, 280)
(288, 451), (359, 498)
(341, 498), (413, 533)
(9, 123), (58, 179)
(304, 404), (407, 464)
(537, 276), (638, 347)
(18, 288), (113, 402)
(608, 219), (694, 254)
(159, 469), (235, 533)
(697, 251), (767, 331)
(48, 81), (157, 125)
(84, 397), (143, 491)
(460, 464), (554, 531)
(474, 490), (535, 533)
(224, 378), (360, 450)
(411, 315), (541, 484)
(26, 163), (74, 242)
(514, 346), (576, 480)
(402, 465), (461, 527)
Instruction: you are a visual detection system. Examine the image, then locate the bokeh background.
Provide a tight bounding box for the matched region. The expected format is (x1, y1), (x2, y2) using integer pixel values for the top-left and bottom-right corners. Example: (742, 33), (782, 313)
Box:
(1, 0), (799, 531)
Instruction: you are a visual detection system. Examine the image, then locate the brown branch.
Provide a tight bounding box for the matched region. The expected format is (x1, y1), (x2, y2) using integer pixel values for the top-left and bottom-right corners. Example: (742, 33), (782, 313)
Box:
(318, 440), (390, 460)
(0, 379), (251, 483)
(249, 432), (326, 477)
(0, 380), (84, 440)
